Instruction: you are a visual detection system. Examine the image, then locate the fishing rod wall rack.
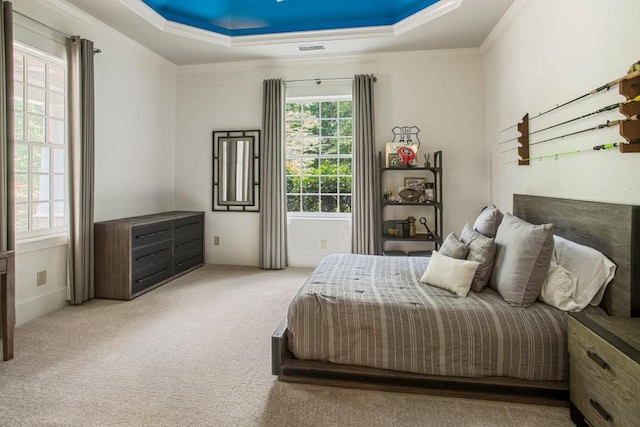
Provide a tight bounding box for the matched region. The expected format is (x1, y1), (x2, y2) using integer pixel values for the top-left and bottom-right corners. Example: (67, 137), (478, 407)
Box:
(619, 74), (640, 152)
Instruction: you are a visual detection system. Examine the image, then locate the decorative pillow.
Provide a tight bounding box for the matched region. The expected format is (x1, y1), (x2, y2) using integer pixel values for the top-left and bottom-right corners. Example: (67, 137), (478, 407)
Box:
(489, 213), (554, 307)
(420, 251), (479, 297)
(539, 259), (580, 311)
(460, 223), (496, 292)
(553, 235), (616, 308)
(473, 204), (504, 238)
(439, 232), (469, 260)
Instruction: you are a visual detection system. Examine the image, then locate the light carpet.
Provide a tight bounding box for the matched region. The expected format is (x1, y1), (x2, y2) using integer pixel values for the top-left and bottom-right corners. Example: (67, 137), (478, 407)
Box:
(0, 264), (574, 426)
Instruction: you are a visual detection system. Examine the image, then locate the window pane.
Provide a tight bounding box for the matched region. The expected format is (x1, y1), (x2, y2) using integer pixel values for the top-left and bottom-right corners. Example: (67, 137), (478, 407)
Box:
(339, 158), (352, 175)
(31, 202), (50, 230)
(287, 195), (300, 212)
(286, 175), (300, 193)
(339, 119), (352, 137)
(321, 138), (337, 155)
(15, 174), (28, 203)
(301, 176), (319, 193)
(286, 120), (302, 137)
(53, 175), (64, 200)
(53, 148), (64, 174)
(48, 118), (64, 144)
(321, 119), (337, 137)
(27, 57), (46, 87)
(14, 53), (24, 82)
(302, 102), (319, 119)
(15, 113), (24, 140)
(339, 137), (352, 155)
(14, 83), (24, 112)
(286, 137), (302, 156)
(302, 119), (319, 136)
(320, 176), (337, 193)
(32, 174), (50, 201)
(15, 144), (28, 173)
(340, 195), (352, 213)
(338, 102), (352, 118)
(53, 202), (64, 227)
(48, 65), (65, 92)
(16, 204), (28, 233)
(339, 176), (352, 194)
(28, 115), (45, 142)
(301, 159), (319, 175)
(321, 101), (337, 118)
(49, 92), (65, 119)
(28, 86), (46, 114)
(321, 195), (338, 212)
(302, 137), (320, 155)
(32, 146), (51, 173)
(302, 195), (319, 212)
(286, 158), (301, 175)
(319, 158), (337, 175)
(286, 103), (301, 114)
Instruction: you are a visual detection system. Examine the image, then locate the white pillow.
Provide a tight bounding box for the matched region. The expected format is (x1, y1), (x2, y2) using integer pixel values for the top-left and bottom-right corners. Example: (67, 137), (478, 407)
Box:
(421, 251), (479, 297)
(539, 260), (580, 311)
(553, 235), (616, 308)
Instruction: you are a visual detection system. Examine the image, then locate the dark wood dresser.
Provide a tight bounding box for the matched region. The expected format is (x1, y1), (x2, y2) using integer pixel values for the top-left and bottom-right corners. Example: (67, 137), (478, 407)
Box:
(95, 211), (204, 300)
(568, 312), (640, 427)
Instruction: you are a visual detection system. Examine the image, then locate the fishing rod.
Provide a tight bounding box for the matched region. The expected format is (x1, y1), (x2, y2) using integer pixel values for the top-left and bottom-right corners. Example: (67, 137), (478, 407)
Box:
(498, 69), (640, 134)
(498, 95), (640, 145)
(501, 114), (640, 154)
(502, 141), (631, 165)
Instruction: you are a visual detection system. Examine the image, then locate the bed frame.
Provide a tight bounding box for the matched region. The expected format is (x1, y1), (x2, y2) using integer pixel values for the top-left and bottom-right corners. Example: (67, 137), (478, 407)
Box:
(272, 194), (640, 405)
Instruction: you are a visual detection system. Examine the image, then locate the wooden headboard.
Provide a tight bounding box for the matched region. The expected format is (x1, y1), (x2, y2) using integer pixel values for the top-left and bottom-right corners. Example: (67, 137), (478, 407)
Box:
(513, 194), (639, 318)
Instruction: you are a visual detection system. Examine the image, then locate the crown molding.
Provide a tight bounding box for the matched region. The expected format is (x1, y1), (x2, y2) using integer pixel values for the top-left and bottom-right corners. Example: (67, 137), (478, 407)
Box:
(177, 47), (481, 75)
(393, 0), (462, 36)
(480, 0), (532, 53)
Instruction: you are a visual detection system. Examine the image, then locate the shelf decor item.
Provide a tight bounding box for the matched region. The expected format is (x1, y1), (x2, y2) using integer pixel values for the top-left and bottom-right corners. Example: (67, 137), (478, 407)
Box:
(385, 125), (422, 167)
(388, 153), (399, 167)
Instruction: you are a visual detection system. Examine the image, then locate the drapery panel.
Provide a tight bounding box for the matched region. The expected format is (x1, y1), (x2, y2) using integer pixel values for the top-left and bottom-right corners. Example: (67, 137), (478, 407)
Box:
(67, 36), (95, 304)
(259, 78), (287, 269)
(351, 74), (379, 255)
(0, 1), (13, 253)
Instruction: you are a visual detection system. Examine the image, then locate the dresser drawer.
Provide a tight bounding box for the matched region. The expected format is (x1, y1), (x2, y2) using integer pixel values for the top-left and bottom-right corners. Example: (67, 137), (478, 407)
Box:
(569, 317), (640, 426)
(132, 240), (173, 274)
(174, 215), (203, 238)
(174, 253), (203, 275)
(132, 261), (173, 295)
(131, 221), (173, 249)
(175, 235), (202, 258)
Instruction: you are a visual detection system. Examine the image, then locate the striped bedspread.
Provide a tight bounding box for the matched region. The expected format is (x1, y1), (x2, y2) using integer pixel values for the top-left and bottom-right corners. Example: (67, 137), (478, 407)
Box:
(287, 253), (596, 381)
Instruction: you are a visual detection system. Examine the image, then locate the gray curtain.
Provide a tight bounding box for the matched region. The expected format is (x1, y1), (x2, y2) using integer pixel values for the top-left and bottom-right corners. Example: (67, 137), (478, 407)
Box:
(67, 36), (95, 304)
(351, 74), (379, 255)
(259, 79), (287, 269)
(0, 1), (13, 253)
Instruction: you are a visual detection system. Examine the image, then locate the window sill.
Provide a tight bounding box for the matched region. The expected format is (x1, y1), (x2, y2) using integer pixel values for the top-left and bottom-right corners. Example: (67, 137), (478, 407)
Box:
(287, 214), (352, 221)
(16, 232), (68, 255)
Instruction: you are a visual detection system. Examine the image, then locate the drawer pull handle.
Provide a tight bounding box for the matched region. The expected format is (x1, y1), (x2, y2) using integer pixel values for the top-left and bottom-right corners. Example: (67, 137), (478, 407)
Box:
(136, 229), (170, 239)
(176, 222), (200, 229)
(135, 248), (170, 261)
(176, 239), (200, 249)
(177, 255), (200, 267)
(136, 268), (170, 283)
(587, 351), (609, 370)
(589, 399), (611, 422)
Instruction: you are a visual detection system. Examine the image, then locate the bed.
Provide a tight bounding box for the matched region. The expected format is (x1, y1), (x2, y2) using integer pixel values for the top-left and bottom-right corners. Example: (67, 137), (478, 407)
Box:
(271, 195), (640, 405)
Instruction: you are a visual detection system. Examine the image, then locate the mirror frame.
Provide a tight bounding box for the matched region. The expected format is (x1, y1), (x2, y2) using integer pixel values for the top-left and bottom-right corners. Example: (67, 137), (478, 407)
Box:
(212, 130), (260, 212)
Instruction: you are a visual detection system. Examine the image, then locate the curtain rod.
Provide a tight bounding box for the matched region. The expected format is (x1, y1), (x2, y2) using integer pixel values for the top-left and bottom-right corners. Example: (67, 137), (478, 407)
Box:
(13, 10), (102, 53)
(284, 76), (377, 84)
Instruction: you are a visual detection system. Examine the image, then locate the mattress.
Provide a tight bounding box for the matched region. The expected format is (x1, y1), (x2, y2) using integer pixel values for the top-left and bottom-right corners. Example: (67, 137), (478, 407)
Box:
(286, 253), (601, 381)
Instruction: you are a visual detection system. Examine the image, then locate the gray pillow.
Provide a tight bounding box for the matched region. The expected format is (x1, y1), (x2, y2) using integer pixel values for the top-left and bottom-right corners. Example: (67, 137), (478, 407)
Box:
(460, 223), (496, 292)
(489, 213), (554, 307)
(473, 204), (503, 238)
(439, 232), (469, 260)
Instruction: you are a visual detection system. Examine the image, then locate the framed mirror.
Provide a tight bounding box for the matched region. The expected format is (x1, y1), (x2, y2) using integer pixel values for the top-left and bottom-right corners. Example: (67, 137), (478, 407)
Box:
(212, 130), (260, 212)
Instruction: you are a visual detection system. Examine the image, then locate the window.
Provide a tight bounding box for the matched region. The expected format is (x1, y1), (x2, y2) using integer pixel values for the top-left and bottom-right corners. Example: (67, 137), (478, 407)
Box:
(14, 42), (67, 237)
(285, 97), (352, 214)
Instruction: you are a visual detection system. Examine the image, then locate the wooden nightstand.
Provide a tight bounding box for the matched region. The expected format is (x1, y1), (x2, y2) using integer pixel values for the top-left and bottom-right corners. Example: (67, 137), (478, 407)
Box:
(568, 312), (640, 426)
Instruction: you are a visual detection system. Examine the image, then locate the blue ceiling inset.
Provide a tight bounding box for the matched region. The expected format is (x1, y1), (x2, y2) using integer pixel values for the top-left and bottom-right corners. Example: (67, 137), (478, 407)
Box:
(141, 0), (442, 37)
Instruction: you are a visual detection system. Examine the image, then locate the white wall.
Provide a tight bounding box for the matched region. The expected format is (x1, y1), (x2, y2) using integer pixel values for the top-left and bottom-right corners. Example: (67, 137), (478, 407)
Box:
(12, 0), (177, 325)
(483, 0), (640, 211)
(176, 51), (488, 267)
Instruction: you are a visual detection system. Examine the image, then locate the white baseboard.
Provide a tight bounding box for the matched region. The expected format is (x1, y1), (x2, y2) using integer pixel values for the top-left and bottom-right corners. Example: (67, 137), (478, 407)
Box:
(16, 287), (68, 327)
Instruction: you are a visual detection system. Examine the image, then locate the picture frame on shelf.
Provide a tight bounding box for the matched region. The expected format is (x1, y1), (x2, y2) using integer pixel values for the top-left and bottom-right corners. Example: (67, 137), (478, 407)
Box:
(388, 153), (400, 167)
(404, 177), (427, 195)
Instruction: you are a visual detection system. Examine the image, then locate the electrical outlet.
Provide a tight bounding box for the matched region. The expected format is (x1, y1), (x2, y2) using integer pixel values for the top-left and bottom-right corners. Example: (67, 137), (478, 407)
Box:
(214, 236), (220, 246)
(320, 240), (327, 250)
(37, 270), (47, 286)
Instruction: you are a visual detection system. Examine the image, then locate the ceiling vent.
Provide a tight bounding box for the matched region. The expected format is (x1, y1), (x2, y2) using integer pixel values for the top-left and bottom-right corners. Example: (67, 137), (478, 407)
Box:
(298, 45), (326, 52)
